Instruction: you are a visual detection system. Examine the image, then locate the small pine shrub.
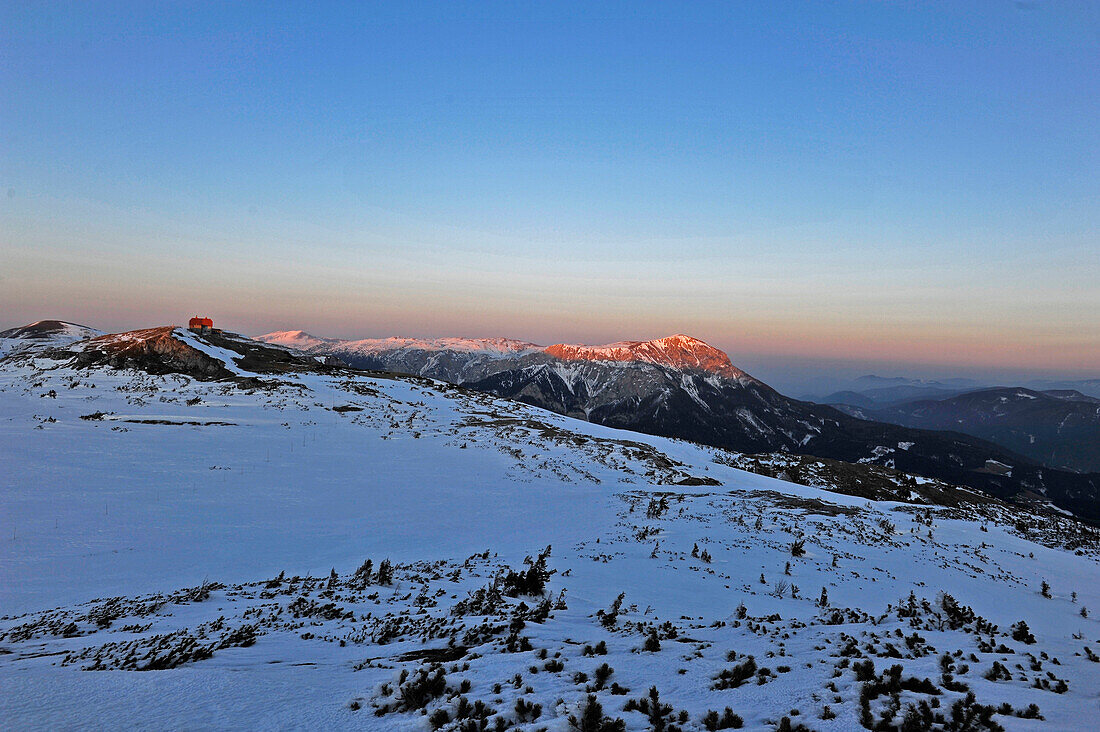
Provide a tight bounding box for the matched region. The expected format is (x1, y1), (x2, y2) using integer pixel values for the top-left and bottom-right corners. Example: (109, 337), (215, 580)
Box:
(568, 695), (625, 732)
(704, 704), (748, 726)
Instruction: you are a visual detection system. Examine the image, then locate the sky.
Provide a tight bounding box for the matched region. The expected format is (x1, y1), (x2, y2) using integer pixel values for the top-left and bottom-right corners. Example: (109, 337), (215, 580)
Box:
(2, 1), (1098, 394)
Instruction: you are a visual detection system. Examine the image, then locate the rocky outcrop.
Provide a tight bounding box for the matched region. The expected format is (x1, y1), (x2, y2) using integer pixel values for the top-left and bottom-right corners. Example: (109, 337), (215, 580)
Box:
(69, 327), (235, 380)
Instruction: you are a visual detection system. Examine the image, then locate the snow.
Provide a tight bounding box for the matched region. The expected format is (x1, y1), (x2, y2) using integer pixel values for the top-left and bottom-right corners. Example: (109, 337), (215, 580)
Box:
(859, 445), (896, 463)
(1, 339), (1098, 730)
(545, 334), (754, 380)
(984, 460), (1014, 477)
(276, 335), (544, 358)
(253, 330), (335, 352)
(172, 328), (253, 376)
(261, 330), (764, 385)
(0, 320), (101, 357)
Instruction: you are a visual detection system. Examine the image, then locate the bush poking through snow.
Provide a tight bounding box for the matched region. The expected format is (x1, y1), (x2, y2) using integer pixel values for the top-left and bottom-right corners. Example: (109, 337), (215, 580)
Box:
(569, 695), (626, 732)
(514, 697), (542, 722)
(1011, 620), (1036, 644)
(395, 666), (447, 712)
(352, 559), (373, 588)
(713, 657), (757, 690)
(702, 707), (743, 730)
(775, 717), (812, 732)
(622, 686), (681, 731)
(376, 559), (394, 586)
(591, 662), (614, 691)
(598, 593), (626, 628)
(583, 641), (608, 657)
(502, 545), (553, 597)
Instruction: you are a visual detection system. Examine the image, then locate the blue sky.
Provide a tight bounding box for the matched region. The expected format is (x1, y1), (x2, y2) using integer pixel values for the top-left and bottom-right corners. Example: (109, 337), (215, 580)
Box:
(2, 1), (1097, 392)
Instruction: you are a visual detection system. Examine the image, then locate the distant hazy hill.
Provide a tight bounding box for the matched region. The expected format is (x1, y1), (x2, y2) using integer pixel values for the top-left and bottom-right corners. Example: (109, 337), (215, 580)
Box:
(839, 387), (1100, 474)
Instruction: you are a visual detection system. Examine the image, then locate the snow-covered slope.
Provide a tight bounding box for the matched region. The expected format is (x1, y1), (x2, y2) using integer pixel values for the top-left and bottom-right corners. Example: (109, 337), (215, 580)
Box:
(1, 327), (1098, 730)
(0, 319), (101, 357)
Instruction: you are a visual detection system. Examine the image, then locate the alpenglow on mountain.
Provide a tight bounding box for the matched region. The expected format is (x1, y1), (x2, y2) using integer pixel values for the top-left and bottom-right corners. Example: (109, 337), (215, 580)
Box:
(256, 332), (750, 379)
(257, 330), (1100, 522)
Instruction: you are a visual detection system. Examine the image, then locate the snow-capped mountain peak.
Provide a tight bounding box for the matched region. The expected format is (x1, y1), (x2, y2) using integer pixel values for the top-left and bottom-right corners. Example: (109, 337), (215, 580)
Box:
(0, 319), (101, 341)
(256, 332), (542, 358)
(0, 319), (102, 356)
(256, 329), (752, 380)
(336, 336), (543, 358)
(544, 333), (751, 379)
(254, 329), (334, 351)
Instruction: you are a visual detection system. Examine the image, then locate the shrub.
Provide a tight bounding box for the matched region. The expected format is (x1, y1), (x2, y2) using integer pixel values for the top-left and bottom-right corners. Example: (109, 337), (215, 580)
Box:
(713, 657), (757, 690)
(947, 692), (1003, 732)
(376, 559), (394, 586)
(217, 624), (257, 649)
(502, 546), (553, 597)
(583, 641), (608, 656)
(352, 559), (373, 587)
(852, 659), (875, 682)
(568, 695), (625, 732)
(397, 666), (447, 711)
(592, 662), (614, 690)
(983, 661), (1011, 681)
(1011, 621), (1036, 644)
(703, 708), (743, 730)
(514, 698), (542, 722)
(429, 708), (450, 729)
(623, 687), (677, 731)
(598, 593), (626, 628)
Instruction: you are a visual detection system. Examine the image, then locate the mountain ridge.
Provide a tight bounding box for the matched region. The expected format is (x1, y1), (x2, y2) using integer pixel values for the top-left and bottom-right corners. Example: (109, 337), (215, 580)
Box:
(838, 386), (1100, 474)
(256, 330), (749, 378)
(254, 326), (1100, 522)
(8, 321), (1099, 521)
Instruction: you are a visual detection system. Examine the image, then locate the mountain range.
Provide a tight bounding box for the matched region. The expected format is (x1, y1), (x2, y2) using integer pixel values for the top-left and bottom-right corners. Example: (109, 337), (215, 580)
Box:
(810, 374), (1100, 407)
(256, 329), (1100, 523)
(834, 387), (1100, 474)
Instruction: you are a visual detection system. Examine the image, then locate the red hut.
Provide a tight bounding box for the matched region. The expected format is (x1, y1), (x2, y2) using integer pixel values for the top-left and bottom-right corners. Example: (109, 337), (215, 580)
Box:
(188, 316), (213, 334)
